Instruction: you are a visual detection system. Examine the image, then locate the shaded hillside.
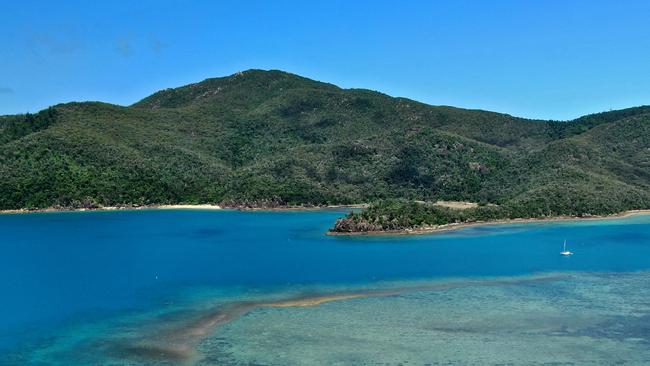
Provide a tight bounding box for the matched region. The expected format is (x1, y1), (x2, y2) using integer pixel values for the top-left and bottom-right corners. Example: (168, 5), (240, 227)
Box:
(1, 69), (649, 213)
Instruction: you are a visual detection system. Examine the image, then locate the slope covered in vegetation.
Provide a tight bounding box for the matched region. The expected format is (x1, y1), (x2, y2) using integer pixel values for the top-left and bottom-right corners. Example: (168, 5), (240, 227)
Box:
(1, 69), (649, 218)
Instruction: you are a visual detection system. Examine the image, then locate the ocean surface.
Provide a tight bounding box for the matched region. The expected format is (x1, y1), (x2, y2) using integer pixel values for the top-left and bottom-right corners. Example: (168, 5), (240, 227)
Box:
(1, 209), (650, 365)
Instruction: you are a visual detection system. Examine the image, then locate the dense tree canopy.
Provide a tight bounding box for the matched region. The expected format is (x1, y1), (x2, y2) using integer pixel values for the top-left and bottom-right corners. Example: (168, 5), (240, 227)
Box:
(1, 70), (649, 218)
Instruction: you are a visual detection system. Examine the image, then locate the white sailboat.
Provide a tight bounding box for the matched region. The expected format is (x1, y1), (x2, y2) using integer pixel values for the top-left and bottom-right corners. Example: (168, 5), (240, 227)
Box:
(560, 239), (573, 256)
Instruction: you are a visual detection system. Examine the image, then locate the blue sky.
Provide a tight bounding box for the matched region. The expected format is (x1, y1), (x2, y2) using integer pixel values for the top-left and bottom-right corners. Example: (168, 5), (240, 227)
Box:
(1, 0), (649, 119)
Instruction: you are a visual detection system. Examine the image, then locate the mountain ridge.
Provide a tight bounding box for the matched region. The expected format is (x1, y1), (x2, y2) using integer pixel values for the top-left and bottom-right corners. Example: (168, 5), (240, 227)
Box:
(1, 69), (649, 215)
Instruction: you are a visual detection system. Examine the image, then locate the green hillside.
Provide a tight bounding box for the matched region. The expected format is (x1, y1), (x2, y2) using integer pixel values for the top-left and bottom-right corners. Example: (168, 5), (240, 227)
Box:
(1, 69), (649, 215)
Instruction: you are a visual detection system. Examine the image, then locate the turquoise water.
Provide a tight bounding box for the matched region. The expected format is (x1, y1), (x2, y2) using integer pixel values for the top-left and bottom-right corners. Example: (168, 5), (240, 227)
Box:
(1, 210), (650, 365)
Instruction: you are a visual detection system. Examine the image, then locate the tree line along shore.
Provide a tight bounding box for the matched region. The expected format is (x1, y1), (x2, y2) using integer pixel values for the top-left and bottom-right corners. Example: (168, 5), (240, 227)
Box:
(329, 200), (650, 235)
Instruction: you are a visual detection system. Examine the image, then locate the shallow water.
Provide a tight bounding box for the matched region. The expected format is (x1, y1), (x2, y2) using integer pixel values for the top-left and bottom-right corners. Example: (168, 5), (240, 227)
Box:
(1, 210), (650, 365)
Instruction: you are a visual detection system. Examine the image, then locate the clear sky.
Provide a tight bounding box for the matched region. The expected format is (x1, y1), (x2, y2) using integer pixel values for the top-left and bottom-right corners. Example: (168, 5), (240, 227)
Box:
(1, 0), (649, 120)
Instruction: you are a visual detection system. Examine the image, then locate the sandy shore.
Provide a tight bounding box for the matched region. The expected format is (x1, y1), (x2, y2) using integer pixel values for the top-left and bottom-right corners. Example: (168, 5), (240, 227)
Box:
(3, 205), (649, 237)
(327, 209), (650, 237)
(0, 203), (366, 215)
(155, 204), (223, 210)
(0, 204), (223, 215)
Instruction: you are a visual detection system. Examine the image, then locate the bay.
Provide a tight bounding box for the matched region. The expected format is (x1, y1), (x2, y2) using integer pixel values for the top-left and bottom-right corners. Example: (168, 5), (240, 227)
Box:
(1, 209), (650, 364)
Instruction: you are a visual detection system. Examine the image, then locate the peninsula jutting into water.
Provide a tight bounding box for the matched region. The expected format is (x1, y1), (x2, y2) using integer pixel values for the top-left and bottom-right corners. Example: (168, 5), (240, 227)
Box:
(329, 200), (650, 235)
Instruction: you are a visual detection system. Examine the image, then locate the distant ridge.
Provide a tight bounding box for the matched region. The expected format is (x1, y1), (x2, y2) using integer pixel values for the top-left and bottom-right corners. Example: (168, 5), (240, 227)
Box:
(1, 69), (649, 216)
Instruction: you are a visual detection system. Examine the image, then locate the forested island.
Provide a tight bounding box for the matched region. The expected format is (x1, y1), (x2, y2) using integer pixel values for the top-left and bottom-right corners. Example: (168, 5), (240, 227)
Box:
(1, 69), (649, 226)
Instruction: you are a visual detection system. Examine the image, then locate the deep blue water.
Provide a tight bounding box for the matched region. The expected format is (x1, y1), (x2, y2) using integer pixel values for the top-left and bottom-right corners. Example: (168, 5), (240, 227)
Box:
(1, 209), (650, 354)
